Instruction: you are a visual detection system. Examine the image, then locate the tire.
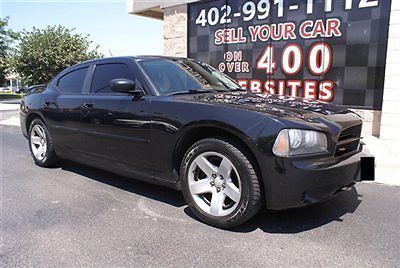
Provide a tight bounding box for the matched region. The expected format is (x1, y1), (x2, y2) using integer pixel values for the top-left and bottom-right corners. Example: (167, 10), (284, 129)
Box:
(28, 118), (60, 167)
(180, 138), (262, 228)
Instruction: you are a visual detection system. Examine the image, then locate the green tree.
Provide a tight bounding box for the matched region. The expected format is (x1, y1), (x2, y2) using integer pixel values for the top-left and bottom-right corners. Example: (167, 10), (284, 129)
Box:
(11, 25), (102, 85)
(0, 17), (18, 86)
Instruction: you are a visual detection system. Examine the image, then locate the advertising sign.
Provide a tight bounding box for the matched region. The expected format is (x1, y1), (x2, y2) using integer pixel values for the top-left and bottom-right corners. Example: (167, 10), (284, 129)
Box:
(188, 0), (391, 109)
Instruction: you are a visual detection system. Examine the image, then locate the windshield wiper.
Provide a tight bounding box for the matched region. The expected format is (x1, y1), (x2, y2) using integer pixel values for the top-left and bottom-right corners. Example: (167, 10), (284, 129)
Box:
(168, 89), (215, 96)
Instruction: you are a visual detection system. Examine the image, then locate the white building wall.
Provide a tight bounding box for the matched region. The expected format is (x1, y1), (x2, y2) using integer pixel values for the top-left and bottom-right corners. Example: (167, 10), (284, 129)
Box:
(163, 4), (188, 57)
(380, 1), (400, 141)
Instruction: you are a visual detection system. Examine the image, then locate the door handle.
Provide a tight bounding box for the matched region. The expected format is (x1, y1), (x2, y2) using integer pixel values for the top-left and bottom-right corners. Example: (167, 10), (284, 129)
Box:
(82, 103), (94, 109)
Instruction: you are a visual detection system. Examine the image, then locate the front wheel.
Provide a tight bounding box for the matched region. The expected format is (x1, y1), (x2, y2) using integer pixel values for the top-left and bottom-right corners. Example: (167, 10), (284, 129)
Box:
(180, 138), (262, 228)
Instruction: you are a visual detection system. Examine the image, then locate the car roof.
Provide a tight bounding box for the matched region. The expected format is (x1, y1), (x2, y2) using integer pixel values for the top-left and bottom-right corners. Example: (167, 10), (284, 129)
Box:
(54, 56), (196, 83)
(133, 55), (187, 61)
(62, 56), (186, 72)
(77, 55), (187, 65)
(28, 84), (44, 88)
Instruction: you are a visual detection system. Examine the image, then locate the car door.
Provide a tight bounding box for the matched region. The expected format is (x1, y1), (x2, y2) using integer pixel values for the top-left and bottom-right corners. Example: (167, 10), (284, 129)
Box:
(79, 60), (153, 174)
(44, 66), (90, 153)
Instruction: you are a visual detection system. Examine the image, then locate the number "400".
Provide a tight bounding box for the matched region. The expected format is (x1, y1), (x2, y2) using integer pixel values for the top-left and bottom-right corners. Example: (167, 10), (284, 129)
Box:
(257, 42), (332, 76)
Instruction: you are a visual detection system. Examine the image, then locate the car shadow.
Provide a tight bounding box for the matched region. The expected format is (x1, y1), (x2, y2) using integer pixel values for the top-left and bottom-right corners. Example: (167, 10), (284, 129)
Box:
(230, 188), (362, 233)
(60, 160), (362, 233)
(60, 160), (187, 208)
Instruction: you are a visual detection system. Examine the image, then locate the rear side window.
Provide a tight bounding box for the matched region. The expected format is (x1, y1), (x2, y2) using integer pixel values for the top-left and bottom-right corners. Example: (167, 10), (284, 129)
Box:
(58, 67), (88, 94)
(91, 63), (134, 94)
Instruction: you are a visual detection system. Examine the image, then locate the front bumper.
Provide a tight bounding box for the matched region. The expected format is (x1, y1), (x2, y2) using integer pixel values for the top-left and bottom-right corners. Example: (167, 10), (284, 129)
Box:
(265, 146), (366, 210)
(20, 111), (28, 138)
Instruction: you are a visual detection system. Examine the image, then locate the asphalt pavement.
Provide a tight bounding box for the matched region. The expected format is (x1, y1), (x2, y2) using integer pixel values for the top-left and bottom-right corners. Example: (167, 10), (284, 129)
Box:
(1, 109), (400, 267)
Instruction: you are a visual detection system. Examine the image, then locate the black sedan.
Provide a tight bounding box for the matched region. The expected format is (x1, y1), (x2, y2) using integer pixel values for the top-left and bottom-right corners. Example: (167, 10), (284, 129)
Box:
(20, 56), (365, 228)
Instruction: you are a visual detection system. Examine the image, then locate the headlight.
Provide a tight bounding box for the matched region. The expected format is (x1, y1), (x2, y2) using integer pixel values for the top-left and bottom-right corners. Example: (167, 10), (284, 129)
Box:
(273, 129), (328, 157)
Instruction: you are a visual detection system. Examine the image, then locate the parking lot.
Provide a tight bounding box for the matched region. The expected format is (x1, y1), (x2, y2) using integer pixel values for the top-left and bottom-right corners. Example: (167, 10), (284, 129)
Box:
(1, 108), (399, 267)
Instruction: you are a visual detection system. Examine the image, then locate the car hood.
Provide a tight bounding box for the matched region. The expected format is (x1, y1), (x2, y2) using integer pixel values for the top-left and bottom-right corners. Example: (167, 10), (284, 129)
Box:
(173, 91), (353, 121)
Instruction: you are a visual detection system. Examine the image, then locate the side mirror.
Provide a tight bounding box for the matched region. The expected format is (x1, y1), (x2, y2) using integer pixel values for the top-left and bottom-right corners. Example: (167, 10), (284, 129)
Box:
(109, 78), (142, 96)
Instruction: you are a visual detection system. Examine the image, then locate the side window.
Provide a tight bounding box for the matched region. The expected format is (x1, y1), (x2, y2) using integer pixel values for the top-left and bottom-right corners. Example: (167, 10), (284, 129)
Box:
(58, 67), (88, 94)
(91, 63), (134, 94)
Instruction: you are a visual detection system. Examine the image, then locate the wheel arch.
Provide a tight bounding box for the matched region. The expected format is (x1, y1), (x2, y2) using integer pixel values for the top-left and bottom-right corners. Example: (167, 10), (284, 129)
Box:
(172, 123), (265, 191)
(25, 112), (47, 134)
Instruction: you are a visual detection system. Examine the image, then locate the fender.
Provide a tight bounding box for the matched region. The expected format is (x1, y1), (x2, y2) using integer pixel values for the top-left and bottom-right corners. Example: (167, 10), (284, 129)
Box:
(170, 119), (270, 183)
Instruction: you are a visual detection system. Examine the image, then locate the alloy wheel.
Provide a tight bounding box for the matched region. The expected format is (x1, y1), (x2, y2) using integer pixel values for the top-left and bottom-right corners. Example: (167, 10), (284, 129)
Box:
(188, 151), (242, 217)
(30, 124), (47, 161)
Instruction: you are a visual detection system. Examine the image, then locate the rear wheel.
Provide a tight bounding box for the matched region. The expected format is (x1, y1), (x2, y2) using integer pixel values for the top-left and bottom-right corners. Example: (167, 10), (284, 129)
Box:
(29, 118), (59, 167)
(180, 138), (262, 228)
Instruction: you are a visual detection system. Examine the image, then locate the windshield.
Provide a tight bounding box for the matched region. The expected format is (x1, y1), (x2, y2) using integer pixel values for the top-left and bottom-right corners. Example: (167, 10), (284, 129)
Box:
(138, 58), (242, 95)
